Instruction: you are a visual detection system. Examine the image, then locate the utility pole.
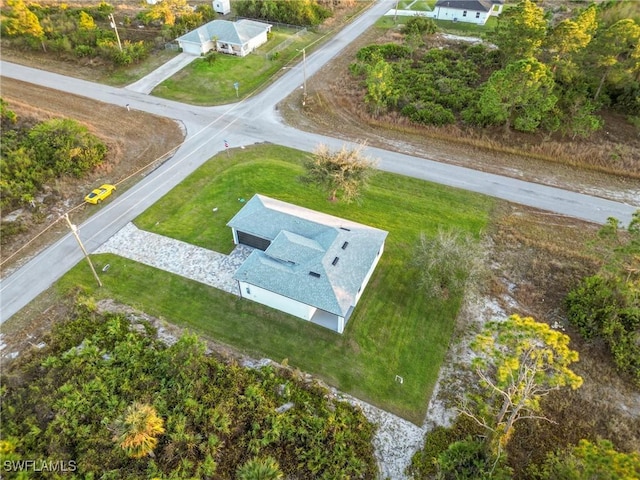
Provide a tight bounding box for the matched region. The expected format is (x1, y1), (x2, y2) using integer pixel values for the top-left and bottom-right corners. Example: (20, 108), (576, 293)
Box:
(108, 13), (123, 52)
(394, 0), (400, 23)
(297, 47), (307, 106)
(63, 213), (102, 288)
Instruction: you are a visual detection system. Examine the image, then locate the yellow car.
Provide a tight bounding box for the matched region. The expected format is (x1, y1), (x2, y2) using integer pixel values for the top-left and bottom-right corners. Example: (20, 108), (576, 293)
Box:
(85, 184), (116, 204)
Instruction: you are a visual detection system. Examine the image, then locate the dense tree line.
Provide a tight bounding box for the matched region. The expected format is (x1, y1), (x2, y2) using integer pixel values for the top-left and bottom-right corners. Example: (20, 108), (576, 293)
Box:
(0, 301), (377, 479)
(235, 0), (332, 26)
(351, 1), (639, 137)
(0, 0), (215, 66)
(0, 100), (107, 209)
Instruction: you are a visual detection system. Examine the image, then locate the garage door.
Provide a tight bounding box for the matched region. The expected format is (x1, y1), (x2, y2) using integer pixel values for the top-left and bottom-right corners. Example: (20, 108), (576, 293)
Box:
(237, 231), (271, 251)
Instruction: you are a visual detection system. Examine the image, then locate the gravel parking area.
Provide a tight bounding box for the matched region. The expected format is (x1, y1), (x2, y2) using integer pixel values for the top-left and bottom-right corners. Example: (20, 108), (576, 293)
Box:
(94, 223), (253, 295)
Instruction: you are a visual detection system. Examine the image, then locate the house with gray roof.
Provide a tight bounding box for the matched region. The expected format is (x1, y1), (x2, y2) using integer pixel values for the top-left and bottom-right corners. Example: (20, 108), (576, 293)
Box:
(227, 195), (388, 334)
(433, 0), (503, 25)
(177, 19), (272, 57)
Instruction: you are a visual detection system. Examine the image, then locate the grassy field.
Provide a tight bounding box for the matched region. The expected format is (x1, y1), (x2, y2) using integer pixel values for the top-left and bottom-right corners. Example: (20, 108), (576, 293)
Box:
(59, 144), (493, 423)
(152, 28), (323, 105)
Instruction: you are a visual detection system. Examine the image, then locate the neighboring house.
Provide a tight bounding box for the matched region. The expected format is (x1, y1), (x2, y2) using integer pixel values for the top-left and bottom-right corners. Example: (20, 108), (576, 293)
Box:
(213, 0), (231, 15)
(227, 195), (388, 334)
(433, 0), (503, 25)
(177, 19), (272, 57)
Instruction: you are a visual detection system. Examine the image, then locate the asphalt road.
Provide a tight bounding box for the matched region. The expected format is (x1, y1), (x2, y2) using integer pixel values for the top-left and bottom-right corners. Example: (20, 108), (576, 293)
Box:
(0, 0), (637, 324)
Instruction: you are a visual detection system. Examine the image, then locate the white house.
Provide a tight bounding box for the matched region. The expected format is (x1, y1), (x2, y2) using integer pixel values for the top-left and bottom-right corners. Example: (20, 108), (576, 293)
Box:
(212, 0), (230, 15)
(227, 195), (388, 334)
(433, 0), (503, 25)
(177, 19), (272, 57)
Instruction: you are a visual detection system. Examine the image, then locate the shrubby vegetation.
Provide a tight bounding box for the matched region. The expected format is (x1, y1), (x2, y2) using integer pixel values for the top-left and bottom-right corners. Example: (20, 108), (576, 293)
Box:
(412, 228), (485, 299)
(0, 100), (107, 209)
(0, 301), (378, 479)
(407, 315), (638, 479)
(300, 143), (376, 202)
(235, 0), (333, 26)
(351, 0), (639, 137)
(0, 0), (216, 66)
(532, 439), (640, 479)
(566, 212), (640, 387)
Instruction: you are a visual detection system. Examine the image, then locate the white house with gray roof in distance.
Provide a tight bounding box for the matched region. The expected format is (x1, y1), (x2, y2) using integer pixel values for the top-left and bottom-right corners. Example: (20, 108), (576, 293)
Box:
(227, 195), (388, 334)
(433, 0), (503, 25)
(177, 19), (272, 57)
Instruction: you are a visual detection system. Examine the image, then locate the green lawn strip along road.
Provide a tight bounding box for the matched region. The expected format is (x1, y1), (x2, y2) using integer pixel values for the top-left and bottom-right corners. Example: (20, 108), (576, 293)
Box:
(152, 28), (321, 105)
(59, 144), (493, 423)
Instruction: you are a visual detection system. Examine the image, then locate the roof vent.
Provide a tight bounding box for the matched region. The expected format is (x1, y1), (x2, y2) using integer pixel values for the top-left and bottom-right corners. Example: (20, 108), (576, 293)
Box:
(332, 257), (339, 266)
(339, 227), (351, 231)
(308, 271), (321, 278)
(341, 241), (349, 250)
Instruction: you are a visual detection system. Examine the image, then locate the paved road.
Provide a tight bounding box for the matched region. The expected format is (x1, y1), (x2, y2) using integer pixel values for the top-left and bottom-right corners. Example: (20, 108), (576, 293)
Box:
(0, 0), (637, 323)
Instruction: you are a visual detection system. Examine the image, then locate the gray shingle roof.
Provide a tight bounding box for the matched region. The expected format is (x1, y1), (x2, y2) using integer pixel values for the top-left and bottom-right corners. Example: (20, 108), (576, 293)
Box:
(177, 19), (271, 47)
(228, 195), (388, 317)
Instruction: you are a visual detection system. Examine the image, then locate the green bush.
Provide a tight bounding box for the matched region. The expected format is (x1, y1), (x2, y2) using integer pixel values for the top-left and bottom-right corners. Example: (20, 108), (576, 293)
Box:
(74, 44), (95, 57)
(0, 114), (107, 209)
(436, 439), (512, 480)
(566, 275), (640, 386)
(565, 275), (614, 339)
(402, 102), (456, 126)
(401, 16), (437, 35)
(532, 439), (640, 480)
(356, 43), (412, 62)
(26, 118), (106, 177)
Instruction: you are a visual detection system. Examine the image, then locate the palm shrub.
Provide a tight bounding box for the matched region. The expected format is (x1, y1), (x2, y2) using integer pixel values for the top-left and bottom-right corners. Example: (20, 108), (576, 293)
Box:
(114, 402), (165, 458)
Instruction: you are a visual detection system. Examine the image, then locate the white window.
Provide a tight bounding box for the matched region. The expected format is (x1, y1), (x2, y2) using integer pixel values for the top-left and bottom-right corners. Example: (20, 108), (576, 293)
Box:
(476, 12), (480, 18)
(463, 10), (467, 17)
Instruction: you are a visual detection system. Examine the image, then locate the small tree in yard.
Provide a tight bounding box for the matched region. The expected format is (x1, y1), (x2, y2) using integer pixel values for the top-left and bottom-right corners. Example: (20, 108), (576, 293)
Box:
(413, 228), (485, 299)
(301, 143), (376, 203)
(465, 315), (583, 456)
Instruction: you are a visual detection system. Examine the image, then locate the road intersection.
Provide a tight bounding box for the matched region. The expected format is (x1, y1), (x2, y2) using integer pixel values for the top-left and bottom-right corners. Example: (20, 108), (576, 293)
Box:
(0, 0), (637, 323)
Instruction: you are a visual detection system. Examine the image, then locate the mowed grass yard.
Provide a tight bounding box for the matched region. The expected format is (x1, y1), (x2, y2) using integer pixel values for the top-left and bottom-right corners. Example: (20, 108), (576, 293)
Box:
(58, 145), (493, 423)
(152, 28), (319, 105)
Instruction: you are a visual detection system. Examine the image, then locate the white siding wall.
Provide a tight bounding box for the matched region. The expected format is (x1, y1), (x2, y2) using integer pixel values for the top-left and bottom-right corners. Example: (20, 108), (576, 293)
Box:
(355, 242), (385, 304)
(434, 6), (488, 24)
(247, 32), (268, 52)
(239, 281), (317, 320)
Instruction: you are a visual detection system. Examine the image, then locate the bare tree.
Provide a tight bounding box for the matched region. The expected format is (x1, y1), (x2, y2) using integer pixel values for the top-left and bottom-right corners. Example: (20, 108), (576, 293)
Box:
(413, 228), (486, 299)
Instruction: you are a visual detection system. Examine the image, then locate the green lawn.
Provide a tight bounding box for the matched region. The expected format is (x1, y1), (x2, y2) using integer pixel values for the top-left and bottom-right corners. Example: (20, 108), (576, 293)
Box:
(434, 16), (498, 35)
(59, 144), (493, 423)
(151, 29), (323, 105)
(104, 49), (182, 87)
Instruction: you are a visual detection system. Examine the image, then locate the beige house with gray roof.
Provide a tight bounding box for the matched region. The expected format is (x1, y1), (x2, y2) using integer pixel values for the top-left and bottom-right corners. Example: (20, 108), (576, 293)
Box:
(177, 19), (272, 57)
(227, 195), (388, 334)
